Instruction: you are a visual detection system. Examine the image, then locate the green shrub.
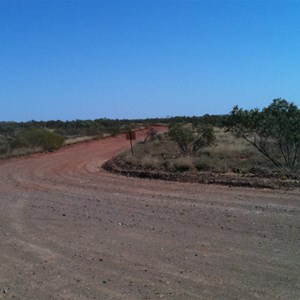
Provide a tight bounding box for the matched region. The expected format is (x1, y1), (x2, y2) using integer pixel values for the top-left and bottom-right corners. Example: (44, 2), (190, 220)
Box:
(193, 125), (216, 151)
(168, 125), (194, 154)
(39, 130), (65, 151)
(227, 99), (300, 170)
(169, 124), (216, 155)
(109, 127), (121, 137)
(12, 129), (65, 152)
(0, 137), (9, 155)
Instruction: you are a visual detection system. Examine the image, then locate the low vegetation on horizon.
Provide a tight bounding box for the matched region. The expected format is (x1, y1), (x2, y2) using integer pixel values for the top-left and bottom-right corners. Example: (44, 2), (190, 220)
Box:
(0, 115), (225, 159)
(0, 119), (139, 158)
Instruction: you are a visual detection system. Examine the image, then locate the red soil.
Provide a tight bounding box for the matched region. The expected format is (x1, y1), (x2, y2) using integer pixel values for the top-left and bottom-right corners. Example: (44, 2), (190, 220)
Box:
(0, 127), (299, 299)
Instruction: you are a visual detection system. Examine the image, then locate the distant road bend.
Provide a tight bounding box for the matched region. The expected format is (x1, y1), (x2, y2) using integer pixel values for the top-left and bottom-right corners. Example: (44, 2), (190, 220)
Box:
(0, 128), (299, 299)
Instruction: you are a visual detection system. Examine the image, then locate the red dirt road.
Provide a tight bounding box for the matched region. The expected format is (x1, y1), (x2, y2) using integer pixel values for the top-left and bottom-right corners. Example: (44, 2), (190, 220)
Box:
(0, 130), (299, 299)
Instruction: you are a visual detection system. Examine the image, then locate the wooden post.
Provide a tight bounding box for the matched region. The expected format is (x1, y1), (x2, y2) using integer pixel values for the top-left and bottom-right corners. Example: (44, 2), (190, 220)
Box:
(126, 131), (136, 155)
(130, 134), (134, 155)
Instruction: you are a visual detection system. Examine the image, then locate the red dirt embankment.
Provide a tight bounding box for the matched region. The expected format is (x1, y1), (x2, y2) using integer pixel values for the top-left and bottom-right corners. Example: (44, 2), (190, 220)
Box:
(0, 128), (299, 299)
(103, 156), (300, 189)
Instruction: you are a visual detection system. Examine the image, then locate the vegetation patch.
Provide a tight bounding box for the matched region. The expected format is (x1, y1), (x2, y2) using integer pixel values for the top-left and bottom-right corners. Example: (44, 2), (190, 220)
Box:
(103, 99), (300, 189)
(0, 119), (143, 158)
(227, 98), (300, 170)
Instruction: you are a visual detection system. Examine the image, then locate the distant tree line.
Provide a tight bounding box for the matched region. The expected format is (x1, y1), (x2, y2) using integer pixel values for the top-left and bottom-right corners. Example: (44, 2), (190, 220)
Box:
(0, 118), (138, 157)
(0, 115), (227, 139)
(0, 119), (133, 139)
(142, 114), (226, 127)
(0, 114), (227, 158)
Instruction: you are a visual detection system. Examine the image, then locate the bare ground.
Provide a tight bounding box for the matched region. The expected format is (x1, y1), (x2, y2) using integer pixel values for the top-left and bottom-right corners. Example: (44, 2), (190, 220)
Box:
(0, 129), (299, 299)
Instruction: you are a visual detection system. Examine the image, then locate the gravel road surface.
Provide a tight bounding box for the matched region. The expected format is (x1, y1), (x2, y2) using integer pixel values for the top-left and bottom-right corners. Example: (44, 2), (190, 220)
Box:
(0, 129), (299, 299)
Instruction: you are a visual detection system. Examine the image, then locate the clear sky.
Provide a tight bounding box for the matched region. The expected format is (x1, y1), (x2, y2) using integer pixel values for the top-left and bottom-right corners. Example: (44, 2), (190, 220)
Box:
(0, 0), (299, 121)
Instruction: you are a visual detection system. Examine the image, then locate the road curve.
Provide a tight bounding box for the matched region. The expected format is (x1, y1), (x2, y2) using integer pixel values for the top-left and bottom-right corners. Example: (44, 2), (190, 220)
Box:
(0, 130), (299, 299)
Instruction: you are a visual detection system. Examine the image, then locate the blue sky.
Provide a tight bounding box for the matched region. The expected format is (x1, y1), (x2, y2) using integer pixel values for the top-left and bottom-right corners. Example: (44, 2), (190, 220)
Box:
(0, 0), (299, 121)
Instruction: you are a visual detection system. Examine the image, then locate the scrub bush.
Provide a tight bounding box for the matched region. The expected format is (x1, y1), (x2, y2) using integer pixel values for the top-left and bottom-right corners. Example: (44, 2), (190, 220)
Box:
(12, 129), (65, 152)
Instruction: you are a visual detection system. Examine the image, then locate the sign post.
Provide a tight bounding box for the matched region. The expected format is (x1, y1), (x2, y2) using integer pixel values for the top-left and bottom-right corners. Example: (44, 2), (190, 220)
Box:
(126, 131), (136, 155)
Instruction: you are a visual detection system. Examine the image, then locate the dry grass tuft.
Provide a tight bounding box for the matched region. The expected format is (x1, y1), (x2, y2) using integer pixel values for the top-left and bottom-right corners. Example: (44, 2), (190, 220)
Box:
(172, 157), (195, 172)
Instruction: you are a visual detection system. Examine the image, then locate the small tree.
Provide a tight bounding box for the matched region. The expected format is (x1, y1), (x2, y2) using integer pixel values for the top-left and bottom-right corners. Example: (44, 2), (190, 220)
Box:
(227, 99), (300, 170)
(144, 127), (158, 143)
(169, 125), (194, 154)
(192, 125), (216, 152)
(169, 124), (215, 155)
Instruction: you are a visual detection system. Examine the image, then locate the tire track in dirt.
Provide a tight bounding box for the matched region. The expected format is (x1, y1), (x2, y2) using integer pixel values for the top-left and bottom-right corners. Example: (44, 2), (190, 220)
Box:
(0, 128), (299, 299)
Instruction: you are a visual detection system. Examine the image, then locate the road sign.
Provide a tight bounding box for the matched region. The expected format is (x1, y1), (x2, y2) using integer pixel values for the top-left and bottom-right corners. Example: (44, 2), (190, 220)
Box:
(126, 131), (136, 155)
(126, 131), (136, 140)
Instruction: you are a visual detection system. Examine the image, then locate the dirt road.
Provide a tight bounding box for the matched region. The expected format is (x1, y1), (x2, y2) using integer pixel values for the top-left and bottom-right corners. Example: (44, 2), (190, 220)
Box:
(0, 130), (299, 299)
